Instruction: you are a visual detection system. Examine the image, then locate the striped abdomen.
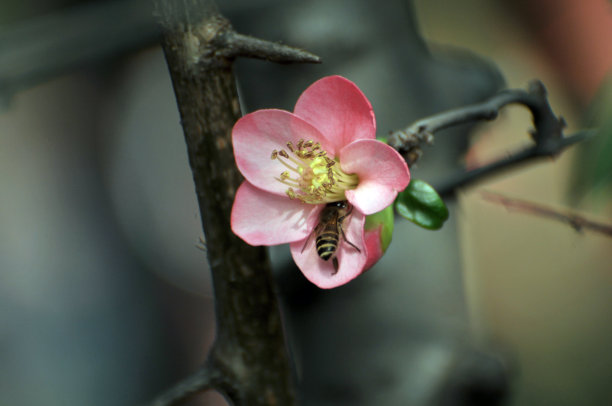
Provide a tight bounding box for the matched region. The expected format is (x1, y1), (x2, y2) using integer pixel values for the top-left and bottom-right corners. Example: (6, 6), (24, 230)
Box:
(316, 224), (339, 261)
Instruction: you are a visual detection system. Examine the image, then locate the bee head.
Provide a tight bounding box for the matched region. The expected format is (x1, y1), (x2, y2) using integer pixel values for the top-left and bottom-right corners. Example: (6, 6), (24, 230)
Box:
(327, 200), (348, 209)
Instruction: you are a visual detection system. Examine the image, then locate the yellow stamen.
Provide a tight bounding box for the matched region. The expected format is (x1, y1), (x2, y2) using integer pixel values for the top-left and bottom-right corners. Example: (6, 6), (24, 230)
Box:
(270, 139), (359, 204)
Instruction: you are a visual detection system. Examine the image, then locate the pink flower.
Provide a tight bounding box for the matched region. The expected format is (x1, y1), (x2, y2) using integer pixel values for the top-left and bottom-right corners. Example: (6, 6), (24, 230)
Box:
(231, 76), (410, 288)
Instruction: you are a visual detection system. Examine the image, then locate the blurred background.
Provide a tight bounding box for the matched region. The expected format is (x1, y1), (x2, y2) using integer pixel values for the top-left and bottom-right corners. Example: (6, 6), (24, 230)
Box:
(0, 0), (610, 405)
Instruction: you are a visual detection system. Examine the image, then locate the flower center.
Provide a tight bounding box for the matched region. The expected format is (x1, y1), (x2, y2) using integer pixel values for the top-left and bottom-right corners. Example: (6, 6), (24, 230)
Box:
(271, 139), (359, 204)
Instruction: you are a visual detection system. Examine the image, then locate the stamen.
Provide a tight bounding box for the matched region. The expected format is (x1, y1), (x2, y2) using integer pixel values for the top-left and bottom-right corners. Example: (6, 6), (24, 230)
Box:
(271, 139), (359, 205)
(276, 158), (299, 173)
(275, 177), (300, 187)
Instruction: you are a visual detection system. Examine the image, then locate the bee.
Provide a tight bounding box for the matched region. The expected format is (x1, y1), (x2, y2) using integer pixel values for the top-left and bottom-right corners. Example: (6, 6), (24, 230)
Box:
(302, 200), (361, 274)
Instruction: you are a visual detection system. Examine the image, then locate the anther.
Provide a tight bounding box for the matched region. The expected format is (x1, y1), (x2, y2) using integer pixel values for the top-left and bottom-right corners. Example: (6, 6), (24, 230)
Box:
(271, 139), (358, 205)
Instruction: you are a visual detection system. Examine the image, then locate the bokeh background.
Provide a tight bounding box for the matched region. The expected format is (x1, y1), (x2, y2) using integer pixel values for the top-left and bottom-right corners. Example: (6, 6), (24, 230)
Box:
(0, 0), (610, 405)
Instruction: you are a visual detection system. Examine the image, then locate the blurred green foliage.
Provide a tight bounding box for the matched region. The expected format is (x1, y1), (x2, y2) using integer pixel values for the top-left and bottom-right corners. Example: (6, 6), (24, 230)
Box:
(572, 75), (612, 202)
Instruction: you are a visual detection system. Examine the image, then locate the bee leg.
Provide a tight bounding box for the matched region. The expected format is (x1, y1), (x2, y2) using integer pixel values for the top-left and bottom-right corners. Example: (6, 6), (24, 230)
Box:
(337, 204), (361, 253)
(332, 257), (339, 274)
(300, 233), (312, 253)
(336, 204), (352, 224)
(338, 223), (361, 253)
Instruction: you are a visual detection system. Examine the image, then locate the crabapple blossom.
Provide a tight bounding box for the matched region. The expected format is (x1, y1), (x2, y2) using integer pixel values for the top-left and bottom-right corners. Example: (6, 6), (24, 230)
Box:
(231, 75), (410, 288)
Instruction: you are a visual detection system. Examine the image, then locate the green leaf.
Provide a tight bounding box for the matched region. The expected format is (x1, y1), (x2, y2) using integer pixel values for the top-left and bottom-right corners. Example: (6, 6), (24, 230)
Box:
(395, 179), (449, 230)
(376, 136), (388, 144)
(364, 205), (394, 252)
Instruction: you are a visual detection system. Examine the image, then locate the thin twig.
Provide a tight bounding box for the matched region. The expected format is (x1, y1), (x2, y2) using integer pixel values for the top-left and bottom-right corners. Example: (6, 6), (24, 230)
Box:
(481, 190), (612, 238)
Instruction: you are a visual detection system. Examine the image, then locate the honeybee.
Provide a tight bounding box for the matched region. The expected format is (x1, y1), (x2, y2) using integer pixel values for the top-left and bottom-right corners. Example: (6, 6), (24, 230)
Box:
(302, 200), (361, 274)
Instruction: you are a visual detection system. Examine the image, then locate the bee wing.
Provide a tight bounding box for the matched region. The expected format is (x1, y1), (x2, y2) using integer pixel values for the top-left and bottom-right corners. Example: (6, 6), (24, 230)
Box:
(301, 221), (324, 253)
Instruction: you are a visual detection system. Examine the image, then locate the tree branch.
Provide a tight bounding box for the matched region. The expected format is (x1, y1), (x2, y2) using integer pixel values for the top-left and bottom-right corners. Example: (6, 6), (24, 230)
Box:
(388, 80), (596, 197)
(388, 80), (570, 167)
(435, 129), (596, 197)
(148, 364), (218, 406)
(148, 1), (320, 404)
(216, 31), (321, 63)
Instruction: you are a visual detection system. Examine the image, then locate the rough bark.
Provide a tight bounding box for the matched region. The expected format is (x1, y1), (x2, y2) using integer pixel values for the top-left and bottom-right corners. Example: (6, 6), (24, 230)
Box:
(151, 1), (314, 404)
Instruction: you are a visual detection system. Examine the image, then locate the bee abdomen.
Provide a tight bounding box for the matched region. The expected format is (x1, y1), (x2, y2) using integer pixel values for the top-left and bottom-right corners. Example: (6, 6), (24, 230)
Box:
(316, 231), (339, 261)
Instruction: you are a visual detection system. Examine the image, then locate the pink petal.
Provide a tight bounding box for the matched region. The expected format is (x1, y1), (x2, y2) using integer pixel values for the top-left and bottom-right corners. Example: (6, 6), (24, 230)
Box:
(231, 181), (322, 245)
(340, 139), (410, 215)
(293, 76), (376, 156)
(363, 226), (384, 270)
(289, 209), (367, 289)
(232, 109), (327, 195)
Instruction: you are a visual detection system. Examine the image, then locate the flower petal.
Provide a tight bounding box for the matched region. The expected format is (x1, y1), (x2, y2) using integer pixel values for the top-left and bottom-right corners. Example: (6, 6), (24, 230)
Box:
(233, 109), (327, 195)
(340, 139), (410, 215)
(289, 209), (367, 289)
(363, 226), (384, 270)
(293, 76), (376, 156)
(231, 181), (322, 245)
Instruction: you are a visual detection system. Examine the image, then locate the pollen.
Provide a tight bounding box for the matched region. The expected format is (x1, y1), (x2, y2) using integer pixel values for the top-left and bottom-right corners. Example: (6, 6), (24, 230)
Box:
(271, 139), (359, 204)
